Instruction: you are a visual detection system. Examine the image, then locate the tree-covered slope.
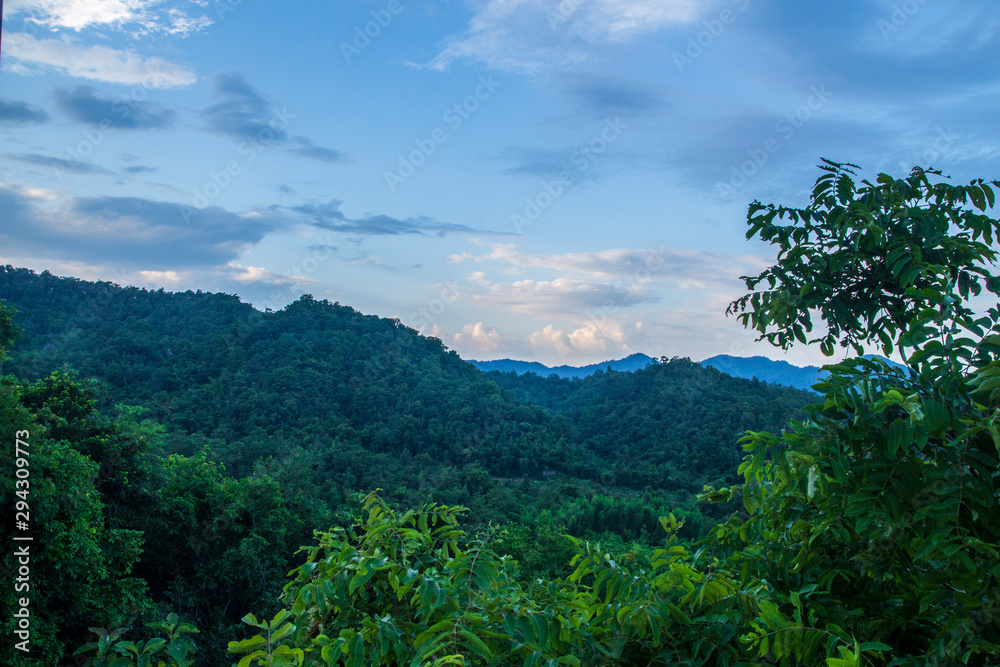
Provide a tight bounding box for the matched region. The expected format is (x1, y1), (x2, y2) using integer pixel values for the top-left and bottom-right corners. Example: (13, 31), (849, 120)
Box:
(0, 266), (580, 478)
(0, 266), (811, 499)
(0, 264), (817, 559)
(485, 360), (816, 491)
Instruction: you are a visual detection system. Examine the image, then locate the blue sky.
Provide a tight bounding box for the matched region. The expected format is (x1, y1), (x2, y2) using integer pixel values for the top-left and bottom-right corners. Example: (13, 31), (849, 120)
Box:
(1, 0), (997, 367)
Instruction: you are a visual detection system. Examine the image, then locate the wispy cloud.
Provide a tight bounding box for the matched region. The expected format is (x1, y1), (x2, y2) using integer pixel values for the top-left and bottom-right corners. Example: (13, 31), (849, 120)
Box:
(200, 73), (345, 162)
(0, 98), (49, 124)
(560, 72), (665, 116)
(290, 136), (345, 163)
(3, 33), (196, 87)
(292, 200), (486, 237)
(429, 0), (699, 72)
(225, 262), (313, 286)
(463, 274), (659, 317)
(456, 243), (765, 287)
(55, 85), (177, 130)
(6, 152), (116, 175)
(121, 164), (158, 175)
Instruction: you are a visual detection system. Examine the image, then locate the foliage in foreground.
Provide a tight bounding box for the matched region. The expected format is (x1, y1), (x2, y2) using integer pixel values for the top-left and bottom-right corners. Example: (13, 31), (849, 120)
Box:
(716, 162), (1000, 663)
(80, 491), (883, 667)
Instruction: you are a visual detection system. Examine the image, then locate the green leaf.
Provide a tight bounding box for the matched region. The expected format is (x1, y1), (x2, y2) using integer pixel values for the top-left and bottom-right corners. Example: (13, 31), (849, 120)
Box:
(241, 613), (267, 630)
(141, 638), (167, 655)
(345, 633), (364, 667)
(859, 641), (892, 652)
(228, 637), (267, 654)
(272, 623), (296, 643)
(238, 650), (268, 667)
(458, 629), (493, 660)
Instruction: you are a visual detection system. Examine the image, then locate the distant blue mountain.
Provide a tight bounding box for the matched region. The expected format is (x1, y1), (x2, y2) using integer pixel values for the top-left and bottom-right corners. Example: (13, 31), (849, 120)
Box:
(699, 355), (824, 391)
(472, 351), (906, 391)
(470, 353), (655, 379)
(698, 354), (907, 392)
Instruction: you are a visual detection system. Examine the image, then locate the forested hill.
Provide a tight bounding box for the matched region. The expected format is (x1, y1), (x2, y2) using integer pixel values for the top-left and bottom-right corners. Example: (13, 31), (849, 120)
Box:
(0, 265), (818, 499)
(483, 363), (817, 490)
(0, 265), (580, 480)
(0, 265), (827, 664)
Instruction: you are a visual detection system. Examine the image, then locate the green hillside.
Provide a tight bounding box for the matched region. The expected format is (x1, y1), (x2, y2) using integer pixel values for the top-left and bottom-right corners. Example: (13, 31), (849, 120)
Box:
(0, 264), (816, 663)
(0, 264), (812, 510)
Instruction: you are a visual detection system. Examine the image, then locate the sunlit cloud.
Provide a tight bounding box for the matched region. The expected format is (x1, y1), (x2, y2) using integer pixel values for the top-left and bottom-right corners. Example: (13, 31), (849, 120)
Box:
(3, 33), (197, 87)
(454, 321), (504, 352)
(5, 0), (212, 35)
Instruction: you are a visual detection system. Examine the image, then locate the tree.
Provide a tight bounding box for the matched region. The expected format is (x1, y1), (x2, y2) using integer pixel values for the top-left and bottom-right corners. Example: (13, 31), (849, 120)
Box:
(0, 309), (151, 666)
(727, 160), (1000, 362)
(710, 162), (1000, 664)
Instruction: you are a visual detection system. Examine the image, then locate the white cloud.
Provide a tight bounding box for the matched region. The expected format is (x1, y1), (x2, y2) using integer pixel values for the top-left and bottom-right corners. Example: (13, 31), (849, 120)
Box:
(467, 274), (657, 316)
(23, 187), (59, 200)
(5, 0), (212, 36)
(529, 324), (573, 357)
(474, 243), (766, 286)
(7, 0), (147, 31)
(567, 320), (643, 354)
(586, 0), (699, 37)
(454, 321), (504, 352)
(139, 269), (182, 284)
(225, 263), (313, 285)
(466, 271), (491, 286)
(163, 8), (214, 37)
(528, 319), (644, 360)
(429, 0), (699, 72)
(4, 33), (196, 87)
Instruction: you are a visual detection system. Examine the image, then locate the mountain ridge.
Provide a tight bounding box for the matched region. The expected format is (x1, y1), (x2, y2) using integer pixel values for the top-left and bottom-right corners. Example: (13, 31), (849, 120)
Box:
(471, 351), (905, 392)
(469, 353), (655, 379)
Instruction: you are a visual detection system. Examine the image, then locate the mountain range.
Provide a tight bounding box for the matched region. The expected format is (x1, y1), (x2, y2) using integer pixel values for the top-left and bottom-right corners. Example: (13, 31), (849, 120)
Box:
(472, 352), (905, 392)
(470, 353), (657, 379)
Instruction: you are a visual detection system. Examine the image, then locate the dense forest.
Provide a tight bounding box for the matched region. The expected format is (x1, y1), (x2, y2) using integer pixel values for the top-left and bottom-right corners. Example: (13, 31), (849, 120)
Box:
(0, 262), (813, 663)
(2, 163), (1000, 665)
